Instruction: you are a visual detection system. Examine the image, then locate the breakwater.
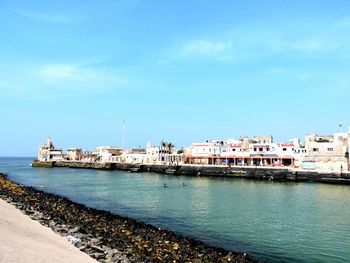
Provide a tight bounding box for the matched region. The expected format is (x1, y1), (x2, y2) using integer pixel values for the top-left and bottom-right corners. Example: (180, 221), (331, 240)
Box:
(32, 160), (350, 184)
(0, 173), (258, 263)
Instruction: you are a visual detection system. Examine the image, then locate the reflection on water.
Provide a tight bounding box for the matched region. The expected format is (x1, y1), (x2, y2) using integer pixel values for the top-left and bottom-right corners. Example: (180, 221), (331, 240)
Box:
(1, 157), (350, 263)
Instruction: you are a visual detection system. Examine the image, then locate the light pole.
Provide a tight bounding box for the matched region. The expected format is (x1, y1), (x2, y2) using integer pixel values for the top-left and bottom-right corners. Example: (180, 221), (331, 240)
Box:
(122, 120), (126, 149)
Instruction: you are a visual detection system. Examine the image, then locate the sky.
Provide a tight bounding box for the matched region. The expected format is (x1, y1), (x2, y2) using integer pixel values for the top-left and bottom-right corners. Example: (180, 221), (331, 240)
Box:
(1, 0), (350, 156)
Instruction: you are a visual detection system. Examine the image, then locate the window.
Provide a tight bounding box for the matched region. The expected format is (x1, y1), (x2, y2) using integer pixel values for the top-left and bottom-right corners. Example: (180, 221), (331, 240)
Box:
(313, 148), (318, 152)
(266, 148), (270, 151)
(232, 149), (236, 152)
(283, 148), (287, 151)
(254, 148), (257, 152)
(259, 148), (263, 151)
(327, 148), (333, 151)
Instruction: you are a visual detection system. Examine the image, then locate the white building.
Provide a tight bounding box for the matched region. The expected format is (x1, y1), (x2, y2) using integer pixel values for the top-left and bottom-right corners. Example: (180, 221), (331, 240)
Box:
(95, 146), (123, 163)
(185, 137), (298, 167)
(38, 137), (64, 161)
(185, 140), (224, 165)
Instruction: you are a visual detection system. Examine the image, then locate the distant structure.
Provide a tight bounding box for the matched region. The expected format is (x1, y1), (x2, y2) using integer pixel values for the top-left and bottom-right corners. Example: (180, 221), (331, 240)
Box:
(302, 129), (350, 172)
(66, 148), (82, 161)
(38, 137), (63, 161)
(35, 126), (350, 173)
(253, 135), (273, 144)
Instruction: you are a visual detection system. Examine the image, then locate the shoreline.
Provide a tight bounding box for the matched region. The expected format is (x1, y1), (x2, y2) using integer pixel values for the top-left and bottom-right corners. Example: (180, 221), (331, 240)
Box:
(0, 198), (98, 263)
(32, 160), (350, 185)
(0, 173), (259, 263)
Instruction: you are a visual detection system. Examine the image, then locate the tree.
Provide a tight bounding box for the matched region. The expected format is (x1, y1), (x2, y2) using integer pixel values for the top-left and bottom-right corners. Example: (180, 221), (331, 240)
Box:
(167, 142), (175, 154)
(177, 147), (184, 154)
(160, 140), (167, 153)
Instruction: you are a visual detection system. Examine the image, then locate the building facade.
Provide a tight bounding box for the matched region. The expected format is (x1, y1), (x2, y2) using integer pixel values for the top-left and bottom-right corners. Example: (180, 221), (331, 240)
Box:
(38, 137), (64, 161)
(302, 129), (350, 172)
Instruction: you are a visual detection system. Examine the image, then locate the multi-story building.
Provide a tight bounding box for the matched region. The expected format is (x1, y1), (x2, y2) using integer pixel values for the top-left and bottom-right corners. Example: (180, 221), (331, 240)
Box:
(184, 140), (224, 165)
(96, 146), (123, 162)
(66, 148), (82, 161)
(38, 137), (64, 161)
(185, 136), (298, 167)
(302, 129), (350, 172)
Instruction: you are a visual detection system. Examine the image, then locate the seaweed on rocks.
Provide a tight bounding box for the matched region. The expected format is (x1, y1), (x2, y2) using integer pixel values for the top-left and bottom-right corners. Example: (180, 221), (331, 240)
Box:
(0, 173), (261, 263)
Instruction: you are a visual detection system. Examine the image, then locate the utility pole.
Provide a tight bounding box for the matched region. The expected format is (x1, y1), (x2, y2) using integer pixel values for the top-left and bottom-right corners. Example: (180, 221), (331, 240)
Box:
(122, 120), (126, 149)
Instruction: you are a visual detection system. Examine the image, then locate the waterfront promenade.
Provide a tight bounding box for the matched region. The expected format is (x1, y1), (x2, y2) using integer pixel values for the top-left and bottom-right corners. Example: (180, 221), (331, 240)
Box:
(0, 199), (98, 263)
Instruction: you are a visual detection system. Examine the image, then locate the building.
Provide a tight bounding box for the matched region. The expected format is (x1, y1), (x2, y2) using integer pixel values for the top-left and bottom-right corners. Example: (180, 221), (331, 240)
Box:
(96, 146), (123, 163)
(302, 128), (350, 172)
(144, 142), (182, 164)
(184, 140), (224, 165)
(253, 135), (273, 144)
(38, 137), (64, 161)
(185, 136), (297, 167)
(66, 148), (82, 161)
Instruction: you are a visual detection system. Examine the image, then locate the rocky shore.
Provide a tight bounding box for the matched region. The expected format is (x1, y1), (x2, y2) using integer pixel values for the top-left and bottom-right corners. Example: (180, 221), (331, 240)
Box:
(0, 173), (260, 263)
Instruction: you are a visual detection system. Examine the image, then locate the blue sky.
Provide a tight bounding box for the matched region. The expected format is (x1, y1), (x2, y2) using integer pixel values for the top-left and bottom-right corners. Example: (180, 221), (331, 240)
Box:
(1, 0), (350, 156)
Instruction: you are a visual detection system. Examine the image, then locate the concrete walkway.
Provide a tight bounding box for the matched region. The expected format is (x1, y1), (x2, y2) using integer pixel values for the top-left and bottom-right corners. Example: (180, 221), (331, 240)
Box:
(0, 199), (97, 263)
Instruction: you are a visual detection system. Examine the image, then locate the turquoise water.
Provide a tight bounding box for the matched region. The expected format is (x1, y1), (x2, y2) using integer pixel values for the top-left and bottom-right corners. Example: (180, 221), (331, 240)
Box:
(1, 157), (350, 263)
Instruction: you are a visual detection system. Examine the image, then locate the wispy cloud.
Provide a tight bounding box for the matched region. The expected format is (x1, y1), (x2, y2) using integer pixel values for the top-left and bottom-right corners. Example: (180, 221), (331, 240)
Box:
(0, 63), (130, 100)
(16, 10), (71, 23)
(336, 16), (350, 29)
(166, 17), (350, 63)
(268, 37), (342, 53)
(180, 40), (233, 60)
(262, 68), (312, 81)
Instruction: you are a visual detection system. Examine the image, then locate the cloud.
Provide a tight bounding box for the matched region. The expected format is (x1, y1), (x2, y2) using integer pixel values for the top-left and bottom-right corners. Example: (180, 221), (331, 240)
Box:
(16, 10), (71, 23)
(270, 37), (342, 53)
(336, 16), (350, 29)
(0, 63), (130, 100)
(262, 68), (311, 81)
(166, 16), (350, 64)
(180, 40), (233, 60)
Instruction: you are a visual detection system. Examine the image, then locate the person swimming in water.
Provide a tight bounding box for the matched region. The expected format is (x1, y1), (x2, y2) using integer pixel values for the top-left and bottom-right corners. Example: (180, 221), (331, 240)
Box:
(163, 183), (168, 188)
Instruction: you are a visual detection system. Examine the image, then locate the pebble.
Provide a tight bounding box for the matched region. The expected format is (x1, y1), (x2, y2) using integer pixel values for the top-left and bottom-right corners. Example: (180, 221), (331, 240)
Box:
(0, 173), (260, 263)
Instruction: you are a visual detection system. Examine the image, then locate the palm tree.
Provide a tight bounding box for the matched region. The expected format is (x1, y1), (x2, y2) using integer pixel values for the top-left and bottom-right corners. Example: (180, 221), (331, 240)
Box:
(167, 142), (175, 154)
(159, 140), (167, 162)
(160, 140), (167, 153)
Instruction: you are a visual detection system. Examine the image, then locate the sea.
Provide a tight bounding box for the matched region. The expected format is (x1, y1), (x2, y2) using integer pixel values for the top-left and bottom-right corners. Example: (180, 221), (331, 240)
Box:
(1, 157), (349, 263)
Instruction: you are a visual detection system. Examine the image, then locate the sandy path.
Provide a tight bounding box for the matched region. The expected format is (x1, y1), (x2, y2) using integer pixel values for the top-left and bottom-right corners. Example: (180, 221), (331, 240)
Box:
(0, 199), (97, 263)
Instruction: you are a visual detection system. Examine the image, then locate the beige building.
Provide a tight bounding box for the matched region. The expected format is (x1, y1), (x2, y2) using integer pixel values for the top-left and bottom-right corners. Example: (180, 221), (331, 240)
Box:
(302, 129), (350, 173)
(66, 148), (82, 161)
(253, 135), (273, 144)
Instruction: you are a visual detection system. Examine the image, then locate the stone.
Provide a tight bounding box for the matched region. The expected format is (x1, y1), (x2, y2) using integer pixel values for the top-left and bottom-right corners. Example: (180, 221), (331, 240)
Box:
(0, 174), (260, 263)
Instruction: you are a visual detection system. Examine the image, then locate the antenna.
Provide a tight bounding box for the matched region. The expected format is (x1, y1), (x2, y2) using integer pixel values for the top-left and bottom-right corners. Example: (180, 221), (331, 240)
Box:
(122, 120), (126, 149)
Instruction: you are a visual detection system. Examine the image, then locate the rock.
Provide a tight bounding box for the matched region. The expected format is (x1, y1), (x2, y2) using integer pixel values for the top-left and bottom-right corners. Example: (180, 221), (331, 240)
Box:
(78, 245), (87, 251)
(66, 235), (81, 245)
(0, 174), (260, 263)
(90, 245), (105, 253)
(68, 227), (79, 233)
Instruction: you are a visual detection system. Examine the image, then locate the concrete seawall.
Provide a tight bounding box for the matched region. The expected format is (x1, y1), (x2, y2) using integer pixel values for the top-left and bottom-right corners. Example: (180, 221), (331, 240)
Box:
(31, 160), (350, 184)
